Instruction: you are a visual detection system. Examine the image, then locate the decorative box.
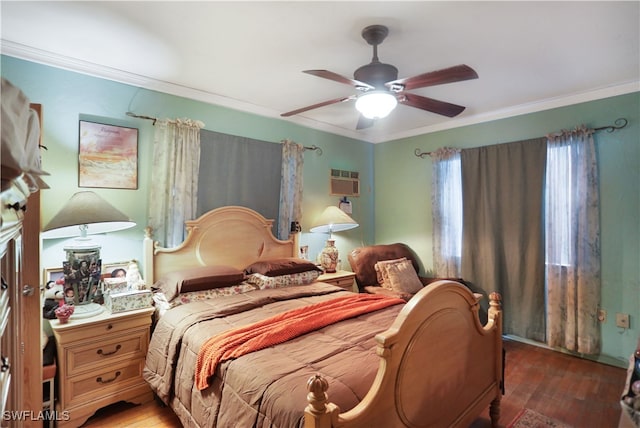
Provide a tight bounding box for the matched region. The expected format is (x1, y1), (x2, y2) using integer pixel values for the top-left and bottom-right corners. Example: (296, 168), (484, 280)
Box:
(105, 289), (153, 313)
(102, 277), (129, 294)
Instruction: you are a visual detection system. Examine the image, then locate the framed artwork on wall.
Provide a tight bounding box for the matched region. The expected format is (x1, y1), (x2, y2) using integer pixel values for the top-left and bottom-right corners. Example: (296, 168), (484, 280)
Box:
(78, 120), (138, 189)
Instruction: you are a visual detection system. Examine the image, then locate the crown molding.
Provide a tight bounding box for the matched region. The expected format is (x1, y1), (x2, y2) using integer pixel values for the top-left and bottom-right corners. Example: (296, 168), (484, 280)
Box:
(3, 40), (637, 144)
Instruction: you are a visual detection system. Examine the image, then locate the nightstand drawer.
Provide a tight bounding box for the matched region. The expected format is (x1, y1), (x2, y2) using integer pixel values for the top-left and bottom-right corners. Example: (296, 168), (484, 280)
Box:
(318, 270), (356, 290)
(54, 311), (152, 345)
(66, 360), (145, 409)
(330, 277), (355, 289)
(66, 329), (148, 376)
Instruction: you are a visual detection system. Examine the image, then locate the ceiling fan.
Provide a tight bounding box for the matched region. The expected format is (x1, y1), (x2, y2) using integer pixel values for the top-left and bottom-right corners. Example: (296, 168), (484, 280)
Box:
(281, 25), (478, 130)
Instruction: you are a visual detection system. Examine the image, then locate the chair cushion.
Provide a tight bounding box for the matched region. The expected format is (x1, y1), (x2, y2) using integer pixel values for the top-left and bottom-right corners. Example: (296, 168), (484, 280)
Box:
(363, 285), (414, 302)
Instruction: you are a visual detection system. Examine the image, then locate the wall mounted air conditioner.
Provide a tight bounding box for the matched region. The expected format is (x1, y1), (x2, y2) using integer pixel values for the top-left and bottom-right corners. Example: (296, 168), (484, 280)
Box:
(330, 169), (359, 197)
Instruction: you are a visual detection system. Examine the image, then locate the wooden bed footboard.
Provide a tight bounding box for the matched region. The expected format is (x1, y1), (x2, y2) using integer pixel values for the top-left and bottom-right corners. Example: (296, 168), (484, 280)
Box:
(304, 281), (503, 428)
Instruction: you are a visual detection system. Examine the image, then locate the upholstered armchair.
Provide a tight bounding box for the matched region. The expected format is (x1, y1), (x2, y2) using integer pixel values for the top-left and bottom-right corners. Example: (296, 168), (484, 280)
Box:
(347, 243), (465, 301)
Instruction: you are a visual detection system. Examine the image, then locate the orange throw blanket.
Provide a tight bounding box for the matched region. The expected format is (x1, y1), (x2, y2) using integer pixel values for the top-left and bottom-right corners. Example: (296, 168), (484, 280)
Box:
(195, 293), (405, 390)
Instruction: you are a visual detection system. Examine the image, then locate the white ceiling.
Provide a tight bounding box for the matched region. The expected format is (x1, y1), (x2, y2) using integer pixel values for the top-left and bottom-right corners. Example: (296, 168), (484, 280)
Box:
(1, 1), (638, 143)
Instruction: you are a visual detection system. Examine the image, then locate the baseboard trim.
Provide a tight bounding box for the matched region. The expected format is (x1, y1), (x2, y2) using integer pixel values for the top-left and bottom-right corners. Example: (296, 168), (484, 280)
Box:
(503, 334), (628, 369)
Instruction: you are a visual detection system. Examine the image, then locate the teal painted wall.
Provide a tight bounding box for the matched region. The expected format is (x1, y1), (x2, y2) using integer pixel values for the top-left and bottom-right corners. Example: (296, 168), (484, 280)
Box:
(3, 54), (637, 367)
(1, 55), (374, 275)
(374, 92), (640, 366)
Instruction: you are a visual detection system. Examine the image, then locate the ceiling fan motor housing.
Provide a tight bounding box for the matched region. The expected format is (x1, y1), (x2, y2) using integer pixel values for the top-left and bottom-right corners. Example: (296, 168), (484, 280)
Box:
(355, 24), (398, 89)
(354, 62), (398, 89)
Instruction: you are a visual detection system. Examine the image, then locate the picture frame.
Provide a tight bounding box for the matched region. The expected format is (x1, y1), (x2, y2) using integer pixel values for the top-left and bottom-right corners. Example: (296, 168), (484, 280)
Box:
(43, 267), (64, 286)
(102, 261), (130, 279)
(78, 120), (138, 189)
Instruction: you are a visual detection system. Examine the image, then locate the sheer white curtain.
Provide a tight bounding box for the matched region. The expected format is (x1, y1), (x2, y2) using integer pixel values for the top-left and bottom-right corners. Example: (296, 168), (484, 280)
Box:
(546, 126), (601, 353)
(148, 118), (205, 248)
(277, 140), (304, 240)
(431, 148), (462, 277)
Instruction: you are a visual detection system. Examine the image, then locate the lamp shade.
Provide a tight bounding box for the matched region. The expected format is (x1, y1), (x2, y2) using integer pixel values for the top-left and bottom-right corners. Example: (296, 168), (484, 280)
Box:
(310, 206), (358, 234)
(355, 91), (398, 119)
(42, 191), (136, 239)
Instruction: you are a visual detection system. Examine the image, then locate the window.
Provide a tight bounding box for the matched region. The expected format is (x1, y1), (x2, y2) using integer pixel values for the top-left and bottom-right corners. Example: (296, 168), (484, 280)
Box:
(438, 156), (463, 258)
(545, 143), (573, 266)
(432, 150), (462, 277)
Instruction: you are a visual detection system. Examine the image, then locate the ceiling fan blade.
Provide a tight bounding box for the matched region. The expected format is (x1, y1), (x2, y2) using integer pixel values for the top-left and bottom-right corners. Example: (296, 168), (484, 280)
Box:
(304, 70), (374, 90)
(356, 115), (375, 130)
(386, 64), (478, 91)
(281, 96), (354, 117)
(401, 93), (466, 117)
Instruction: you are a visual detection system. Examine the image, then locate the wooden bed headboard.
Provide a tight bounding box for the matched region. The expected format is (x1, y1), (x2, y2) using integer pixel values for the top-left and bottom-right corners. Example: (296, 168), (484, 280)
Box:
(143, 206), (298, 283)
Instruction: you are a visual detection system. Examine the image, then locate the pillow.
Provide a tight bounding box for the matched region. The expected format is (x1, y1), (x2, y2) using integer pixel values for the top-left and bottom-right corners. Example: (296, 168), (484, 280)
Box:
(152, 282), (259, 312)
(153, 265), (246, 301)
(246, 270), (321, 290)
(374, 257), (407, 288)
(385, 259), (423, 294)
(244, 258), (322, 277)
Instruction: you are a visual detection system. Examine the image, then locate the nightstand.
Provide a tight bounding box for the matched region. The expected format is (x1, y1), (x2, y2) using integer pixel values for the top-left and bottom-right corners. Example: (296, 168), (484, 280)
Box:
(50, 307), (155, 427)
(318, 270), (356, 291)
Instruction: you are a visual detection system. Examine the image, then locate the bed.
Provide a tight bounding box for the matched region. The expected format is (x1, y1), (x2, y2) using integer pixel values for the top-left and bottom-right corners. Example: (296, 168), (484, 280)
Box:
(142, 206), (503, 427)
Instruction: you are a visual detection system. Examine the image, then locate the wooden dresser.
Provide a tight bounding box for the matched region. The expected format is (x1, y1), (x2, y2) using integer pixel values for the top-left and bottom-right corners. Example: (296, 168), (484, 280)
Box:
(50, 307), (154, 427)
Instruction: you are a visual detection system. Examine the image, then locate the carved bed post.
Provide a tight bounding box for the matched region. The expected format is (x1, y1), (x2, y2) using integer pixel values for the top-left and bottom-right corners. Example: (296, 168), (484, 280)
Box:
(488, 291), (503, 428)
(142, 226), (155, 284)
(304, 374), (338, 428)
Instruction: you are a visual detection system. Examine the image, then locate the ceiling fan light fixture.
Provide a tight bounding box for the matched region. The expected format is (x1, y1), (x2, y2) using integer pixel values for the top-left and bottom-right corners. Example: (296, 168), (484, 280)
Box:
(355, 91), (397, 119)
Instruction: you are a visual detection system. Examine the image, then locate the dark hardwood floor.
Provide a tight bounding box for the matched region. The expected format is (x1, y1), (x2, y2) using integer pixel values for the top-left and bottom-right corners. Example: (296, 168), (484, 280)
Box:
(470, 339), (627, 428)
(81, 339), (628, 427)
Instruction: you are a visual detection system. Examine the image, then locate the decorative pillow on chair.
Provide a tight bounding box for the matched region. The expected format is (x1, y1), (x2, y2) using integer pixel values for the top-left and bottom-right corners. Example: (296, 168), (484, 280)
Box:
(374, 257), (407, 289)
(384, 259), (423, 294)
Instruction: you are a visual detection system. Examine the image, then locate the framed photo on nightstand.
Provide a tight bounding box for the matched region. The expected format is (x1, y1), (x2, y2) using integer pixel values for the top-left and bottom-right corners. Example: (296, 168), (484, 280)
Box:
(43, 267), (64, 285)
(102, 261), (129, 279)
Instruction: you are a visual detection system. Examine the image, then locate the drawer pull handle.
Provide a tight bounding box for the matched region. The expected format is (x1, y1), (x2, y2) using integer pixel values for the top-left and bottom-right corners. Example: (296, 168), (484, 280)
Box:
(106, 324), (113, 330)
(96, 371), (121, 384)
(97, 344), (121, 356)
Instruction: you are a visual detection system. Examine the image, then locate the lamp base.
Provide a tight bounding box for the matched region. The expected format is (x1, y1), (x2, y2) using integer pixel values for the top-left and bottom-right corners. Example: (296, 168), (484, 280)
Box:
(320, 239), (339, 273)
(70, 302), (103, 319)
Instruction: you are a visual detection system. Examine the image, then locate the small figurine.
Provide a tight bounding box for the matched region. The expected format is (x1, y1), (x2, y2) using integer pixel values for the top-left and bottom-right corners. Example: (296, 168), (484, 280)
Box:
(126, 259), (145, 290)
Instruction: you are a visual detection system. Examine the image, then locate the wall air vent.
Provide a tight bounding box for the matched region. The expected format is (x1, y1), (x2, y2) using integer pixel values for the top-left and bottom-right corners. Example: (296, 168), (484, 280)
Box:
(330, 169), (360, 197)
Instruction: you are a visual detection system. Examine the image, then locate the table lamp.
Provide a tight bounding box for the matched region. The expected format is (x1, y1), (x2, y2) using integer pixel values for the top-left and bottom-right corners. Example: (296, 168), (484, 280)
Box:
(42, 191), (136, 318)
(310, 206), (358, 273)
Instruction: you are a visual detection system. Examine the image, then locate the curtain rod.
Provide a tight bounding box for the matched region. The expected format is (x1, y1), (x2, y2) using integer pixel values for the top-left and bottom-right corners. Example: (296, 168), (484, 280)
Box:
(128, 111), (324, 155)
(414, 117), (628, 158)
(126, 111), (157, 125)
(593, 117), (628, 133)
(303, 145), (323, 155)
